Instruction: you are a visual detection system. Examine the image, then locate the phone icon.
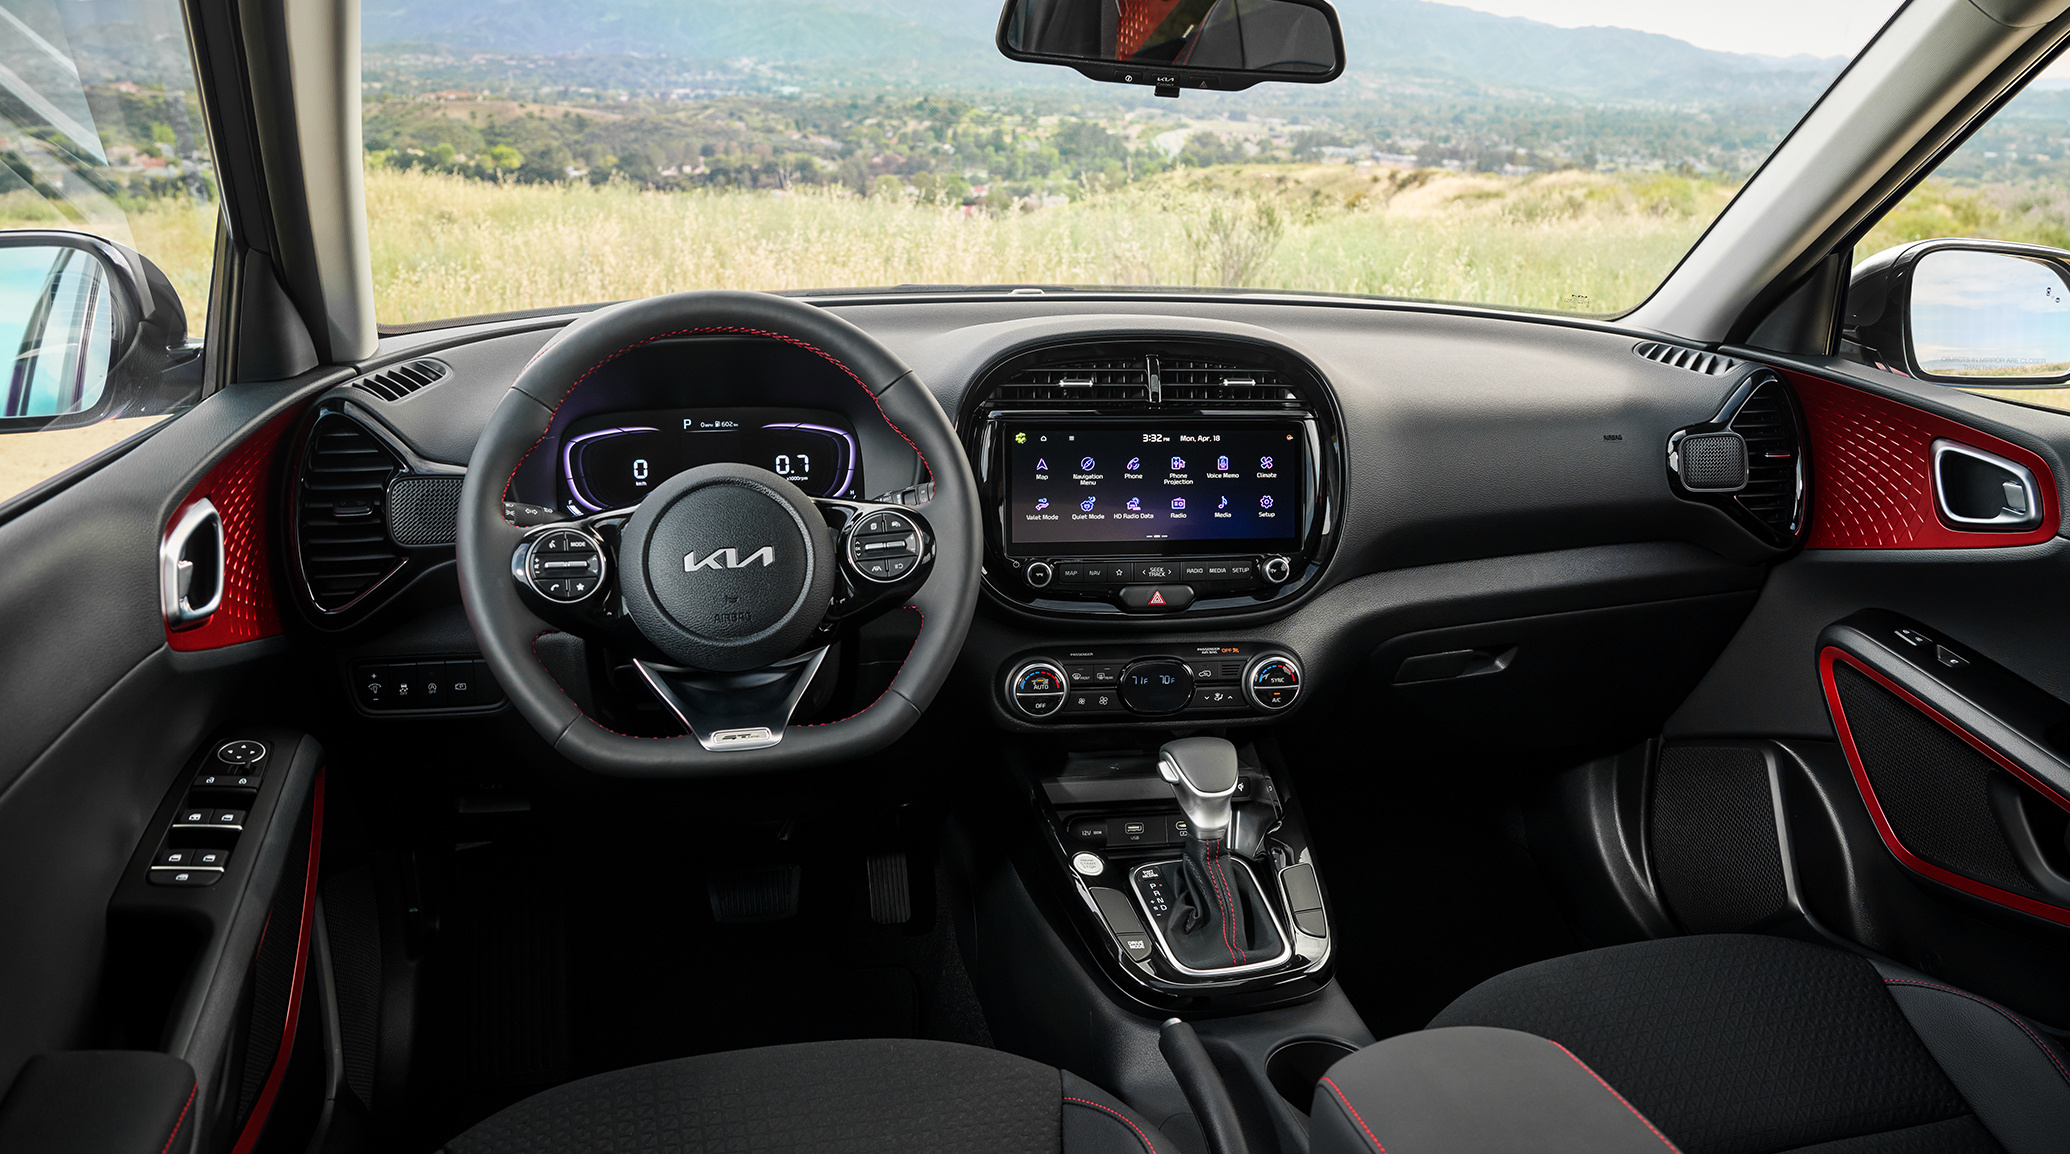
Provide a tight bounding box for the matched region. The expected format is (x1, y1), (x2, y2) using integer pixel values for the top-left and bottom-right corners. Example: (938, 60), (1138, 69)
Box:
(1127, 457), (1141, 471)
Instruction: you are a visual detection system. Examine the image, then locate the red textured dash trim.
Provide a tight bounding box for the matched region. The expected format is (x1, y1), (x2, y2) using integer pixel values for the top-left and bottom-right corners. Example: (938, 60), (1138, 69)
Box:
(1786, 371), (2058, 549)
(166, 409), (299, 650)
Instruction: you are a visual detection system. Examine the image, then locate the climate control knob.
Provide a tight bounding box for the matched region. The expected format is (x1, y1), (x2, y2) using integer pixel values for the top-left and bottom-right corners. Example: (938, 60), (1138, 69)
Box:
(1007, 660), (1068, 718)
(1243, 653), (1303, 711)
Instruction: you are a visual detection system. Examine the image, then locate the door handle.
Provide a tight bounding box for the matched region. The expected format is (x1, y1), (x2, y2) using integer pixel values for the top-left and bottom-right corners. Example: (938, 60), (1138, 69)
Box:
(1931, 438), (2041, 530)
(160, 498), (223, 628)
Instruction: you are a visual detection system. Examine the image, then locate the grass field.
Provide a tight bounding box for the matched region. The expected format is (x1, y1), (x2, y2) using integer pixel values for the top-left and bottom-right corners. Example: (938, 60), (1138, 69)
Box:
(348, 164), (1733, 324)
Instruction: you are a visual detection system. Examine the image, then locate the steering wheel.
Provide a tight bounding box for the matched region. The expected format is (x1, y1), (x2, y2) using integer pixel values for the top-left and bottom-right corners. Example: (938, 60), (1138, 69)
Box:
(457, 291), (981, 776)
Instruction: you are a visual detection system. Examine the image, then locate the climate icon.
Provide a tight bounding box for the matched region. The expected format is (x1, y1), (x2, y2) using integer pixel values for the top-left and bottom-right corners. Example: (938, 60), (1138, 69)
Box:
(1260, 455), (1274, 470)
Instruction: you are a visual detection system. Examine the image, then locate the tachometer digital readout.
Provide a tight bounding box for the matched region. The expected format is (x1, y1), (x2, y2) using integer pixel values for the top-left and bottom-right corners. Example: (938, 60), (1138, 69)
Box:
(559, 408), (858, 513)
(1004, 423), (1304, 553)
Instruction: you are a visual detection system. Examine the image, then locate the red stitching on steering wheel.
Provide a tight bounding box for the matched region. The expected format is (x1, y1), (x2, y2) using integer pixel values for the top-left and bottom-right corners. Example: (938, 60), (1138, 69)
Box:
(500, 324), (933, 521)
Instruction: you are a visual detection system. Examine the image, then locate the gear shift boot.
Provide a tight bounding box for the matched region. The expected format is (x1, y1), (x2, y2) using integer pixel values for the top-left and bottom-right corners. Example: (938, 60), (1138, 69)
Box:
(1131, 846), (1289, 974)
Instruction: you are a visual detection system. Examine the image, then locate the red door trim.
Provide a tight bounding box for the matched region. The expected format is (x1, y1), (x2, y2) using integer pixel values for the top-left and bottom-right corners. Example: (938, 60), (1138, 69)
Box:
(228, 767), (325, 1154)
(1820, 647), (2070, 926)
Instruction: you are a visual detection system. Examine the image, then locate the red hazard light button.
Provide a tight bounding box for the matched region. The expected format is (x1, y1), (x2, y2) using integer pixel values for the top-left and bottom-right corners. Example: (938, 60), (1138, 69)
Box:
(1119, 584), (1195, 612)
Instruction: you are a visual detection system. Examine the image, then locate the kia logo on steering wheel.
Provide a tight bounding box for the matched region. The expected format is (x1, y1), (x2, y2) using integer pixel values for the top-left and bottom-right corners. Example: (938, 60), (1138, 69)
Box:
(684, 546), (777, 572)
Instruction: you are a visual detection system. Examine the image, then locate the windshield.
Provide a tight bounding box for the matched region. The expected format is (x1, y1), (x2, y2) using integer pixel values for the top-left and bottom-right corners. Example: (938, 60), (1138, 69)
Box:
(357, 1), (1900, 325)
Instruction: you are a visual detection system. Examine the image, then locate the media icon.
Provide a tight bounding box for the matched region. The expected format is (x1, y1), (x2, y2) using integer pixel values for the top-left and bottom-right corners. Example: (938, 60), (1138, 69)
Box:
(1216, 455), (1229, 471)
(1260, 495), (1274, 509)
(1217, 495), (1228, 510)
(1080, 496), (1097, 512)
(1080, 456), (1096, 471)
(1126, 497), (1141, 511)
(1127, 456), (1141, 471)
(1170, 456), (1187, 471)
(1171, 497), (1186, 511)
(1034, 497), (1049, 511)
(1260, 455), (1274, 470)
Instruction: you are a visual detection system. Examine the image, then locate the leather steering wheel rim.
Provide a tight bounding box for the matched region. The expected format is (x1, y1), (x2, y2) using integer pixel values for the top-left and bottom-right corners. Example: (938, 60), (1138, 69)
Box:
(456, 290), (982, 776)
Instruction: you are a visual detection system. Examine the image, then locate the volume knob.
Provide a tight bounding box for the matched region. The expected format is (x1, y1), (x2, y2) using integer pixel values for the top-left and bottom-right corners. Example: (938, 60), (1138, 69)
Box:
(1025, 560), (1054, 589)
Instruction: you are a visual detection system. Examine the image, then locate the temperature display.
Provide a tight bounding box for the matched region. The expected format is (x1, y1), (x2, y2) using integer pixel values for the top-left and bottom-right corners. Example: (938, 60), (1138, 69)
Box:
(560, 408), (859, 513)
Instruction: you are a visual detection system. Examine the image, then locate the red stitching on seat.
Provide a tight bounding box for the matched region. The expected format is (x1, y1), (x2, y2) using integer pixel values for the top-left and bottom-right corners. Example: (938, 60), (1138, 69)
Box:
(1317, 1075), (1389, 1153)
(500, 324), (933, 520)
(1883, 978), (2070, 1090)
(1547, 1040), (1682, 1152)
(161, 1084), (195, 1154)
(1063, 1096), (1158, 1153)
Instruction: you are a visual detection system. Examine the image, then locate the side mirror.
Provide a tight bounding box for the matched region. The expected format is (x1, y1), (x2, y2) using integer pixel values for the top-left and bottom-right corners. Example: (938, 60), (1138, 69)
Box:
(0, 231), (197, 433)
(1847, 239), (2070, 384)
(996, 0), (1345, 97)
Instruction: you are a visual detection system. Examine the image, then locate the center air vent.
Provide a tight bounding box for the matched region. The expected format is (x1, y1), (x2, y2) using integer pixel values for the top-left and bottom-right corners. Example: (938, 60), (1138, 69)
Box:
(355, 358), (450, 402)
(1158, 359), (1298, 403)
(296, 411), (405, 611)
(991, 358), (1151, 404)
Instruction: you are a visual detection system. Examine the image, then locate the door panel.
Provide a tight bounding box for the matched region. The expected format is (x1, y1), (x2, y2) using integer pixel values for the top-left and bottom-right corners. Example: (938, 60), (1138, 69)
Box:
(0, 371), (337, 1096)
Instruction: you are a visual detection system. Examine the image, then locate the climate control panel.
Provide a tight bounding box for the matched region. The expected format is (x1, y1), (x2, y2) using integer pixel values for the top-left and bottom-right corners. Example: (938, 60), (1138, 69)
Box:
(1002, 643), (1303, 723)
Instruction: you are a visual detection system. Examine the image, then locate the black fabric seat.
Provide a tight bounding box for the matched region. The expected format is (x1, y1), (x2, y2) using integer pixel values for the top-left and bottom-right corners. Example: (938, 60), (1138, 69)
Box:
(438, 1038), (1170, 1154)
(1403, 934), (2070, 1154)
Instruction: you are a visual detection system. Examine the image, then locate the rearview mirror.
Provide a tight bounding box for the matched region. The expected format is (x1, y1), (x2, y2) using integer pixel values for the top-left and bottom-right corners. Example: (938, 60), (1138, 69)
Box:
(996, 0), (1345, 96)
(0, 231), (195, 433)
(1847, 239), (2070, 384)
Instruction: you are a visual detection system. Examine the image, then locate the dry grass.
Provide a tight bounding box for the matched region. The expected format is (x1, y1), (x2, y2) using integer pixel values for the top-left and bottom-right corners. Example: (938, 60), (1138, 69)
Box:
(0, 192), (218, 332)
(360, 164), (1733, 324)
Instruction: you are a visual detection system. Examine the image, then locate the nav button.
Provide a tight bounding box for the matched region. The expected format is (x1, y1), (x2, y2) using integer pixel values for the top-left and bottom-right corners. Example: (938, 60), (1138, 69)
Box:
(1119, 585), (1195, 612)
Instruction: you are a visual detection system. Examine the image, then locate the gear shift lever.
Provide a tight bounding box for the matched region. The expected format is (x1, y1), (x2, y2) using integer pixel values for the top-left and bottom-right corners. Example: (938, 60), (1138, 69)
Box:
(1148, 737), (1282, 973)
(1159, 736), (1240, 838)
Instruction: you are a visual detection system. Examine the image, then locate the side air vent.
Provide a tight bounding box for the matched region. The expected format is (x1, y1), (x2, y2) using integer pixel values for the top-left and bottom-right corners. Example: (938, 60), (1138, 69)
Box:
(1728, 376), (1804, 539)
(1158, 359), (1300, 404)
(354, 358), (450, 402)
(1637, 341), (1741, 377)
(296, 412), (405, 611)
(991, 358), (1151, 404)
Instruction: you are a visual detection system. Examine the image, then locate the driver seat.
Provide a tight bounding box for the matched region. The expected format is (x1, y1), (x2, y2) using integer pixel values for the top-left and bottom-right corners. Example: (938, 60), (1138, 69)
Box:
(437, 1038), (1168, 1154)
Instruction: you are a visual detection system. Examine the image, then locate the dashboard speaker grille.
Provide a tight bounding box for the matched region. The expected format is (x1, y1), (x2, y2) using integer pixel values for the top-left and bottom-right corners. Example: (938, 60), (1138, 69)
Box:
(297, 412), (405, 611)
(387, 475), (463, 547)
(354, 357), (450, 402)
(1730, 378), (1804, 538)
(1677, 432), (1748, 491)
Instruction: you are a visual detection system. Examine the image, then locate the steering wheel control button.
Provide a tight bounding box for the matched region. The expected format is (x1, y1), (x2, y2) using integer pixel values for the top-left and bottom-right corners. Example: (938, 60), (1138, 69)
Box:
(216, 739), (266, 765)
(1072, 852), (1105, 878)
(1119, 584), (1195, 612)
(1024, 560), (1054, 589)
(1245, 654), (1303, 710)
(847, 510), (921, 582)
(1120, 659), (1193, 714)
(1010, 661), (1068, 718)
(527, 530), (604, 603)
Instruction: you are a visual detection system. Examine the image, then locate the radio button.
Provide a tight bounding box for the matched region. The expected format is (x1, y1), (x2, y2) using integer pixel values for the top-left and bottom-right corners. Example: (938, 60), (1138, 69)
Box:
(1178, 559), (1214, 580)
(1119, 585), (1195, 612)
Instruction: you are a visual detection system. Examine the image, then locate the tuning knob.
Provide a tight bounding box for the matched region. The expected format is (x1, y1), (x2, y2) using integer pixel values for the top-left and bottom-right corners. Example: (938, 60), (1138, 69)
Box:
(1262, 555), (1293, 585)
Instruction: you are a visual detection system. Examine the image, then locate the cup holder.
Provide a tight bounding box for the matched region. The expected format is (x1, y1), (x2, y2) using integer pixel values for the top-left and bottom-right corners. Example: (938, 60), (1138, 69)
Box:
(1266, 1038), (1359, 1112)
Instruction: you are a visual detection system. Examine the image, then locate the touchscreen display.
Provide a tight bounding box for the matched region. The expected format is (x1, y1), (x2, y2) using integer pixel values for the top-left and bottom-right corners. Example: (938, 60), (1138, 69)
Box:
(1004, 423), (1305, 555)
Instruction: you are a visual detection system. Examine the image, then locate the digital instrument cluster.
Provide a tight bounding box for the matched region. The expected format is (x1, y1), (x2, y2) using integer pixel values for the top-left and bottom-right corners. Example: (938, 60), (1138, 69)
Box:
(558, 407), (860, 515)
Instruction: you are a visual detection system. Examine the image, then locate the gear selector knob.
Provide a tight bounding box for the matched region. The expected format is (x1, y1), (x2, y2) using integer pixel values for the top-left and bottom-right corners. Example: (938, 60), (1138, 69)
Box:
(1158, 736), (1241, 839)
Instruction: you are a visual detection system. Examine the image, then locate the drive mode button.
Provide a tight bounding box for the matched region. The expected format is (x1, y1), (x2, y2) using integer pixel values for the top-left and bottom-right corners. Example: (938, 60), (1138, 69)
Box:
(1119, 585), (1195, 612)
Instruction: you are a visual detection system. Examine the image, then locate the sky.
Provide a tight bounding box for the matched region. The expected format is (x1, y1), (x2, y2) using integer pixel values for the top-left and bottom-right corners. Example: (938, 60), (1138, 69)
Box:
(1427, 0), (1903, 60)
